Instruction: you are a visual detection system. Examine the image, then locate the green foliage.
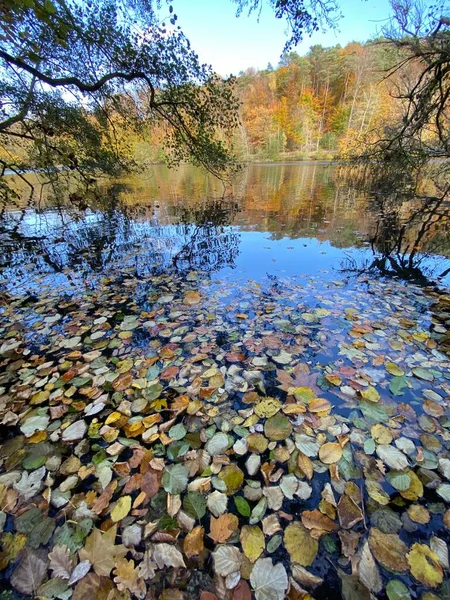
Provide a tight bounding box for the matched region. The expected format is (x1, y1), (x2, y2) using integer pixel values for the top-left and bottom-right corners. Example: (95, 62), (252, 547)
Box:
(0, 0), (240, 201)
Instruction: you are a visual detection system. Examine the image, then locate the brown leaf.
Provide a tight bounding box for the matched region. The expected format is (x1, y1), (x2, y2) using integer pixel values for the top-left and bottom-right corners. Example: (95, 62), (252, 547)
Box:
(184, 291), (202, 305)
(301, 509), (338, 539)
(73, 573), (115, 600)
(368, 528), (409, 572)
(209, 514), (239, 543)
(78, 526), (127, 577)
(11, 549), (48, 595)
(183, 526), (205, 558)
(113, 558), (146, 599)
(337, 494), (364, 529)
(338, 530), (361, 558)
(231, 580), (252, 600)
(48, 545), (74, 579)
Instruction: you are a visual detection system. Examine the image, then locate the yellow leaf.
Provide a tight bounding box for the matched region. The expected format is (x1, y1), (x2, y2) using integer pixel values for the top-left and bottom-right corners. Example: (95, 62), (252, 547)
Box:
(319, 442), (343, 464)
(0, 533), (27, 570)
(111, 496), (131, 522)
(284, 522), (318, 566)
(407, 505), (430, 524)
(254, 397), (282, 418)
(297, 452), (314, 480)
(325, 374), (341, 387)
(400, 470), (424, 501)
(27, 430), (47, 443)
(79, 525), (127, 576)
(371, 424), (392, 445)
(282, 404), (306, 415)
(240, 525), (265, 563)
(407, 543), (443, 588)
(308, 398), (331, 414)
(386, 362), (405, 377)
(361, 386), (380, 403)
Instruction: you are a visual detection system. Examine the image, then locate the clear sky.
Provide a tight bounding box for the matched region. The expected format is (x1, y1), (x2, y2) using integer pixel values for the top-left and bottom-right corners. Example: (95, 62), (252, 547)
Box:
(169, 0), (392, 76)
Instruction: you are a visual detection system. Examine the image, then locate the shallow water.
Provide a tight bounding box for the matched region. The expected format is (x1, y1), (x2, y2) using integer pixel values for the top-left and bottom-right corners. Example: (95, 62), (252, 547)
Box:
(1, 164), (450, 600)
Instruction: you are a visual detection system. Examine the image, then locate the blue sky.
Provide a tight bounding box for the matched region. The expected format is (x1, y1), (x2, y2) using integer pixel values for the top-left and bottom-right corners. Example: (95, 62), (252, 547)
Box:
(169, 0), (392, 75)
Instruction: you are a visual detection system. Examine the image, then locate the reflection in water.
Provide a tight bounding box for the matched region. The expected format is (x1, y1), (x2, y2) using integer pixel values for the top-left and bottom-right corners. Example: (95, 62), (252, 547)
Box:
(339, 164), (450, 286)
(0, 163), (449, 294)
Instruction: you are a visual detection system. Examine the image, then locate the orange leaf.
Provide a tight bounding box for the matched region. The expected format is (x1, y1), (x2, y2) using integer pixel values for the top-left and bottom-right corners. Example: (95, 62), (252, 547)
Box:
(209, 513), (239, 543)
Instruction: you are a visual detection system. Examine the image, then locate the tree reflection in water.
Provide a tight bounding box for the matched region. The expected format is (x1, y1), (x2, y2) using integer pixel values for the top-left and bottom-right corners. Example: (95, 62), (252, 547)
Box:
(339, 160), (450, 287)
(0, 182), (241, 291)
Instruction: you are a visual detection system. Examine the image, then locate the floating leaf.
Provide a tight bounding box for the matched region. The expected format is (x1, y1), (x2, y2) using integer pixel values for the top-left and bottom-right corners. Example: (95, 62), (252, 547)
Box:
(319, 442), (343, 464)
(184, 291), (202, 305)
(207, 491), (228, 517)
(183, 492), (207, 521)
(386, 580), (411, 600)
(412, 368), (434, 382)
(212, 545), (242, 577)
(11, 549), (48, 595)
(297, 452), (314, 479)
(184, 526), (205, 558)
(240, 525), (265, 563)
(218, 464), (244, 495)
(368, 528), (408, 572)
(210, 514), (238, 543)
(387, 471), (411, 491)
(153, 543), (186, 569)
(264, 414), (292, 441)
(234, 496), (251, 517)
(284, 522), (318, 566)
(390, 376), (408, 396)
(78, 526), (127, 577)
(376, 445), (408, 470)
(407, 543), (443, 588)
(162, 464), (189, 495)
(386, 362), (405, 377)
(250, 557), (288, 600)
(254, 397), (282, 418)
(361, 386), (380, 403)
(110, 495), (131, 522)
(205, 432), (230, 456)
(113, 558), (146, 598)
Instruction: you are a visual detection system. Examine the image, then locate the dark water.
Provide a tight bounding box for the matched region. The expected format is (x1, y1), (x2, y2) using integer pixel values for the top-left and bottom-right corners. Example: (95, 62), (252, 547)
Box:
(1, 163), (449, 294)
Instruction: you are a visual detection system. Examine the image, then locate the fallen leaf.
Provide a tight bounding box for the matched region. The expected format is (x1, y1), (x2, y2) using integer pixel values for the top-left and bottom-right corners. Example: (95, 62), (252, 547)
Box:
(113, 558), (146, 599)
(406, 543), (443, 588)
(319, 442), (343, 464)
(250, 557), (288, 600)
(240, 525), (265, 563)
(210, 514), (239, 543)
(184, 525), (205, 557)
(79, 526), (127, 577)
(368, 528), (408, 572)
(284, 522), (318, 566)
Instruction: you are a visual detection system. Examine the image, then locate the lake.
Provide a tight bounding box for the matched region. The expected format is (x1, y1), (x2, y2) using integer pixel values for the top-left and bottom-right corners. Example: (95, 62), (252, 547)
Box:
(1, 162), (449, 294)
(1, 163), (450, 600)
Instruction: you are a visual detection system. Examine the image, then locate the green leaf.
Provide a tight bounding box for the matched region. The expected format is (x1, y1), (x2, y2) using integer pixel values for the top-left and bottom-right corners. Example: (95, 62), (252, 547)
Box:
(183, 492), (206, 521)
(390, 376), (407, 396)
(387, 471), (411, 491)
(168, 423), (186, 440)
(386, 580), (411, 600)
(162, 463), (189, 495)
(234, 496), (251, 517)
